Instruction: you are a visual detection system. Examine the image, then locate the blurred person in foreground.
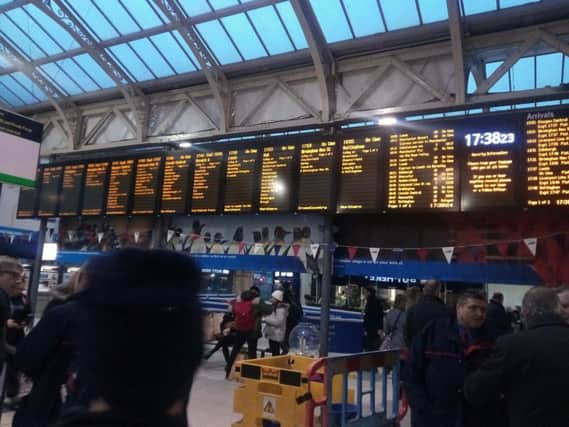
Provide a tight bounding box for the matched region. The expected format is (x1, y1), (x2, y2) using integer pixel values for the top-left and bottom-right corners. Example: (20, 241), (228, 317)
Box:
(465, 287), (569, 427)
(54, 249), (203, 427)
(405, 291), (503, 427)
(556, 285), (569, 322)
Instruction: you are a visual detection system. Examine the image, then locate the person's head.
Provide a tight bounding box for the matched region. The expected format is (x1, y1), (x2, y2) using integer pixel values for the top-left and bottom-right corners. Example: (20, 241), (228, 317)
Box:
(456, 291), (487, 329)
(423, 280), (441, 297)
(556, 286), (569, 322)
(491, 292), (504, 305)
(78, 249), (202, 419)
(363, 286), (376, 299)
(393, 294), (406, 311)
(405, 286), (421, 310)
(271, 290), (284, 305)
(241, 290), (254, 301)
(522, 287), (562, 326)
(0, 256), (23, 296)
(249, 286), (260, 298)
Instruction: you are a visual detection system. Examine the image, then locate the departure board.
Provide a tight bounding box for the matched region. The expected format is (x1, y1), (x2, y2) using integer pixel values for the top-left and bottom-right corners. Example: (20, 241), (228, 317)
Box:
(59, 164), (85, 216)
(82, 162), (109, 216)
(337, 136), (382, 212)
(224, 148), (258, 213)
(259, 145), (296, 212)
(38, 166), (63, 217)
(17, 186), (37, 218)
(160, 153), (192, 214)
(459, 118), (521, 210)
(388, 128), (457, 210)
(191, 151), (223, 213)
(526, 111), (569, 207)
(106, 159), (135, 215)
(298, 141), (336, 211)
(132, 156), (162, 215)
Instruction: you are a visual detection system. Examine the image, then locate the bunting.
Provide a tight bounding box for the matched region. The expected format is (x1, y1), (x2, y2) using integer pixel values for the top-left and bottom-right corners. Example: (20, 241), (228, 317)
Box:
(442, 246), (454, 264)
(369, 247), (380, 263)
(524, 237), (537, 256)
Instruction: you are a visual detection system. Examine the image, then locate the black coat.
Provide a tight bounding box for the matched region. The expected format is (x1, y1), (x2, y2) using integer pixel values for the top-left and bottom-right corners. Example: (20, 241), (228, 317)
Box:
(405, 316), (503, 427)
(486, 300), (513, 336)
(54, 411), (187, 427)
(405, 295), (449, 347)
(0, 288), (11, 363)
(363, 295), (384, 332)
(464, 315), (569, 427)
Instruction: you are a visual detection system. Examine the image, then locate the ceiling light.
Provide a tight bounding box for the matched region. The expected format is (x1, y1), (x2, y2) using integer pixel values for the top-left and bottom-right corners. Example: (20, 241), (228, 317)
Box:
(178, 142), (192, 148)
(377, 117), (397, 126)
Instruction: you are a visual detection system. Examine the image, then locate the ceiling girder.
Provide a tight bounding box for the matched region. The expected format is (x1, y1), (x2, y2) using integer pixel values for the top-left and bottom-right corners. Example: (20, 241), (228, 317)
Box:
(447, 0), (466, 104)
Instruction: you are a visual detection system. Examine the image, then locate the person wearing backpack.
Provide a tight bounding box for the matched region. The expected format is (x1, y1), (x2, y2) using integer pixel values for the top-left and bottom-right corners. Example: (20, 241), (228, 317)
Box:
(281, 282), (303, 354)
(225, 291), (257, 379)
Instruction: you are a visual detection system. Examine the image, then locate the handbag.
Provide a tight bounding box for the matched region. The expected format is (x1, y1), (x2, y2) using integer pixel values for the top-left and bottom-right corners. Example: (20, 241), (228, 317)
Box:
(379, 310), (403, 351)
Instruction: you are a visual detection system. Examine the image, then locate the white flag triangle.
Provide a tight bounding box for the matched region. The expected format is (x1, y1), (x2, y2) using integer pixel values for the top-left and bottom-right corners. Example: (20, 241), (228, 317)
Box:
(97, 232), (104, 243)
(442, 246), (454, 264)
(28, 234), (33, 242)
(369, 247), (380, 262)
(524, 237), (537, 256)
(167, 230), (175, 242)
(134, 231), (140, 244)
(67, 230), (74, 240)
(253, 243), (263, 255)
(310, 243), (320, 258)
(9, 235), (14, 244)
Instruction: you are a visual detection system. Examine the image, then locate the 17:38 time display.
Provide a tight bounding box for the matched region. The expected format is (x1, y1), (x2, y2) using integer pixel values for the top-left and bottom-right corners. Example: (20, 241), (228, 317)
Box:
(465, 132), (515, 147)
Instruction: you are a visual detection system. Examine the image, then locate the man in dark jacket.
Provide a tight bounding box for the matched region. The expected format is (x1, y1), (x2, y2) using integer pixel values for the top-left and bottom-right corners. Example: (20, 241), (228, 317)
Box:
(465, 287), (569, 427)
(406, 291), (503, 427)
(485, 292), (512, 336)
(405, 280), (449, 347)
(362, 286), (383, 351)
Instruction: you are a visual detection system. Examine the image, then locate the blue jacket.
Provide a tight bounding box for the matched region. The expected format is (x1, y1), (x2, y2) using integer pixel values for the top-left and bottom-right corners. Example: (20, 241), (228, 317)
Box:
(405, 316), (504, 427)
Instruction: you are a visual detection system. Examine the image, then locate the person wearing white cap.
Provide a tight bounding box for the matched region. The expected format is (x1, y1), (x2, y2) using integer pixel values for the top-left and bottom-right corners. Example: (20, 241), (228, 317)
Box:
(262, 290), (289, 356)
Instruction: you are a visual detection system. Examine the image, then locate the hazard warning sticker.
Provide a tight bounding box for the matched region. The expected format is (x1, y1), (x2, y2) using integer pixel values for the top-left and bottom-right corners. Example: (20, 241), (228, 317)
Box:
(263, 396), (277, 418)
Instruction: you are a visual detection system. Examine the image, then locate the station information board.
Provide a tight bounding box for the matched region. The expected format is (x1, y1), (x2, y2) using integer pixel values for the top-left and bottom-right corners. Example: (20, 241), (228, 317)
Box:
(387, 128), (457, 210)
(160, 153), (192, 214)
(298, 141), (336, 212)
(338, 136), (382, 212)
(224, 148), (258, 213)
(132, 156), (162, 215)
(526, 111), (569, 207)
(17, 186), (37, 218)
(191, 151), (223, 213)
(106, 159), (135, 215)
(59, 164), (85, 216)
(259, 145), (296, 212)
(38, 166), (63, 217)
(82, 161), (109, 216)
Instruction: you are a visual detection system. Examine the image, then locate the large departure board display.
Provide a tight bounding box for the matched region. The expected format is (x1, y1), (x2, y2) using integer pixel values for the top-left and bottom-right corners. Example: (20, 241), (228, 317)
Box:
(82, 162), (109, 216)
(387, 128), (457, 210)
(59, 164), (85, 216)
(161, 153), (192, 214)
(259, 145), (296, 212)
(192, 151), (223, 213)
(526, 111), (569, 207)
(106, 159), (135, 215)
(224, 148), (258, 213)
(298, 141), (336, 211)
(17, 186), (37, 218)
(132, 157), (162, 215)
(38, 166), (63, 217)
(338, 136), (382, 212)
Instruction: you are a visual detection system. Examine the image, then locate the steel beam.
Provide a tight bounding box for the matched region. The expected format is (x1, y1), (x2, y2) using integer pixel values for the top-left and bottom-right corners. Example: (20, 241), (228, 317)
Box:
(447, 0), (466, 104)
(83, 109), (115, 146)
(185, 94), (220, 131)
(390, 57), (452, 102)
(153, 99), (188, 135)
(343, 64), (392, 116)
(276, 78), (321, 119)
(290, 0), (335, 122)
(238, 81), (279, 126)
(538, 29), (569, 57)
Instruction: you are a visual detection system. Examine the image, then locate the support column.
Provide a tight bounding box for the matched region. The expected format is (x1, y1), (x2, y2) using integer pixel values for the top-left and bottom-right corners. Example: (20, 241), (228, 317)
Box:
(319, 215), (333, 357)
(28, 218), (47, 317)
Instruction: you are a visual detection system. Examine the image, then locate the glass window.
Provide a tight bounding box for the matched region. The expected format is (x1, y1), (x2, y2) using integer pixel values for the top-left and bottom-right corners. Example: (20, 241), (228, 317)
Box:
(379, 0), (421, 30)
(564, 56), (569, 84)
(172, 31), (201, 69)
(129, 38), (175, 78)
(63, 0), (119, 41)
(486, 61), (510, 93)
(0, 14), (45, 59)
(418, 0), (449, 23)
(499, 0), (539, 8)
(275, 2), (308, 49)
(73, 54), (116, 88)
(221, 13), (267, 60)
(149, 32), (197, 74)
(2, 73), (43, 103)
(343, 0), (385, 37)
(5, 8), (63, 56)
(536, 100), (560, 107)
(209, 0), (239, 10)
(91, 0), (140, 35)
(56, 57), (101, 92)
(309, 0), (352, 43)
(536, 53), (562, 88)
(248, 6), (294, 55)
(40, 62), (84, 95)
(462, 0), (497, 15)
(514, 102), (536, 109)
(511, 56), (535, 91)
(120, 0), (164, 28)
(24, 4), (79, 50)
(0, 81), (25, 106)
(467, 71), (477, 94)
(177, 0), (212, 16)
(108, 43), (155, 81)
(196, 20), (242, 64)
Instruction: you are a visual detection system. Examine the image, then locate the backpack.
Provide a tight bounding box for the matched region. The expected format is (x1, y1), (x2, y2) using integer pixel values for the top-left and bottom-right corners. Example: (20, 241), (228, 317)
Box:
(287, 301), (304, 329)
(232, 300), (255, 332)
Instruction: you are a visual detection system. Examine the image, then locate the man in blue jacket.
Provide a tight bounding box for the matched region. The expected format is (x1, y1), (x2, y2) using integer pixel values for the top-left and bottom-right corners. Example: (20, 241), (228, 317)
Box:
(405, 290), (503, 427)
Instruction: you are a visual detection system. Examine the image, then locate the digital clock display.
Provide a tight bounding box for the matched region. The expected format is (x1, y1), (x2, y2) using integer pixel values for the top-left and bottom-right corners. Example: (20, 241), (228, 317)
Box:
(465, 132), (515, 147)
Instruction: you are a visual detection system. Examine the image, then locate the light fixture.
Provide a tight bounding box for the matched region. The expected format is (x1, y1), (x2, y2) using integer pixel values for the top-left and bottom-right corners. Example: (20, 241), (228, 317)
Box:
(42, 243), (58, 261)
(178, 142), (192, 148)
(377, 117), (397, 126)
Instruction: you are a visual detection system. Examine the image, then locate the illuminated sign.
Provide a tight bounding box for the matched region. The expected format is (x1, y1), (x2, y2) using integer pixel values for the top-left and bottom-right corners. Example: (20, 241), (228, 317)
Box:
(298, 141), (336, 212)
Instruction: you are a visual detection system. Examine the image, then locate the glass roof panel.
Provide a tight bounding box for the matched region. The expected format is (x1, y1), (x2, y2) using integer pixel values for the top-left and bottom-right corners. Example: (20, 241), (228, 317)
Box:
(275, 2), (308, 49)
(2, 73), (44, 103)
(564, 57), (569, 84)
(309, 0), (352, 43)
(196, 20), (242, 64)
(467, 71), (477, 94)
(54, 57), (101, 92)
(172, 31), (201, 69)
(91, 0), (140, 36)
(0, 82), (24, 107)
(418, 0), (449, 23)
(73, 54), (116, 88)
(379, 0), (421, 30)
(177, 0), (212, 17)
(343, 0), (385, 38)
(0, 1), (14, 5)
(129, 38), (175, 78)
(221, 13), (266, 60)
(149, 32), (198, 74)
(536, 53), (562, 88)
(108, 43), (154, 81)
(0, 14), (45, 59)
(0, 57), (8, 68)
(248, 6), (294, 55)
(511, 56), (534, 91)
(486, 61), (510, 93)
(23, 4), (79, 50)
(209, 0), (240, 10)
(499, 0), (539, 8)
(120, 0), (164, 28)
(63, 0), (119, 41)
(462, 0), (497, 15)
(5, 8), (63, 56)
(40, 62), (84, 95)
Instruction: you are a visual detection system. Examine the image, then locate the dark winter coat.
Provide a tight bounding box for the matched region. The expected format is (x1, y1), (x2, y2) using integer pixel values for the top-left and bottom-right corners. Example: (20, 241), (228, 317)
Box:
(405, 295), (449, 347)
(485, 299), (513, 336)
(464, 314), (569, 427)
(363, 295), (384, 332)
(405, 316), (504, 427)
(54, 411), (187, 427)
(0, 287), (11, 363)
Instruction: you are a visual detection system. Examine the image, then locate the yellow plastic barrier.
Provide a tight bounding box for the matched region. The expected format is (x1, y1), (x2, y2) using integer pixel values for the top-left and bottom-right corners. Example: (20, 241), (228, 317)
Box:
(232, 355), (353, 427)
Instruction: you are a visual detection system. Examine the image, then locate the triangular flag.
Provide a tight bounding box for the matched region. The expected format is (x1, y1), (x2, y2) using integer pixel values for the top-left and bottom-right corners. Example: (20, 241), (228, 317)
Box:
(442, 246), (454, 264)
(369, 247), (380, 263)
(97, 232), (104, 243)
(67, 230), (74, 241)
(28, 234), (33, 242)
(310, 243), (320, 258)
(239, 242), (247, 254)
(253, 243), (263, 255)
(292, 243), (301, 257)
(9, 235), (14, 244)
(134, 231), (140, 244)
(347, 246), (358, 260)
(167, 230), (175, 242)
(524, 238), (537, 256)
(417, 248), (428, 262)
(273, 245), (282, 256)
(496, 242), (509, 257)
